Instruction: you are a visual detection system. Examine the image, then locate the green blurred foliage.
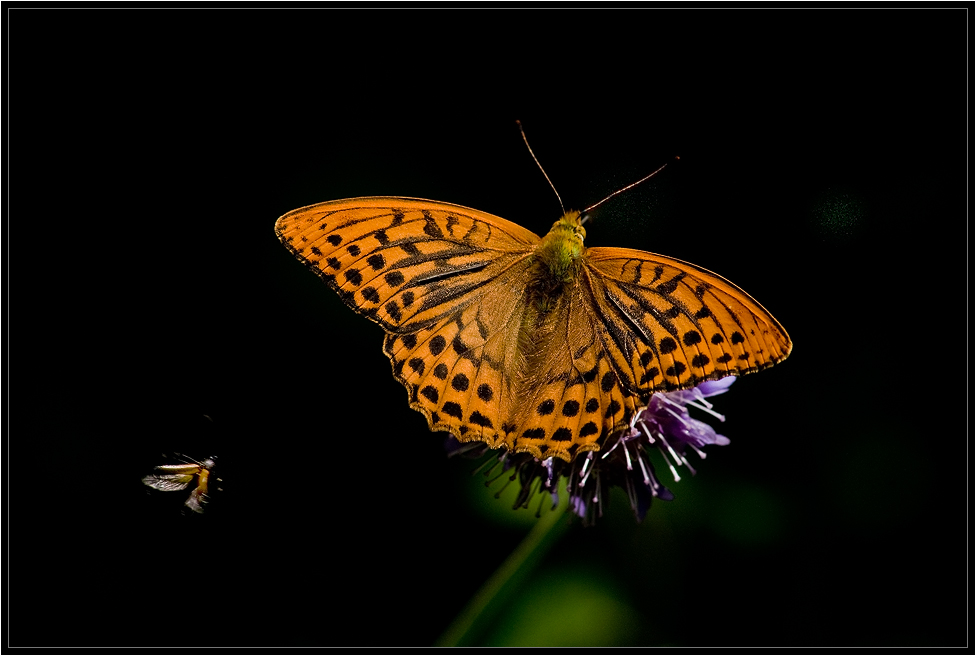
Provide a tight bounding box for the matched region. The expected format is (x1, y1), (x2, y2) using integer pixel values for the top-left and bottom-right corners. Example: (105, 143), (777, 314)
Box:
(484, 565), (642, 647)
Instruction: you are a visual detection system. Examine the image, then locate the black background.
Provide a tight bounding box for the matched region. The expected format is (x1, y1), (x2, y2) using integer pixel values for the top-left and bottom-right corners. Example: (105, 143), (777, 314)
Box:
(8, 5), (970, 649)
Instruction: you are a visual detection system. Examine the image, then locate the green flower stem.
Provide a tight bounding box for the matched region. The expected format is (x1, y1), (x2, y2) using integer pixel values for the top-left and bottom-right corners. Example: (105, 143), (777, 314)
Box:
(435, 500), (571, 647)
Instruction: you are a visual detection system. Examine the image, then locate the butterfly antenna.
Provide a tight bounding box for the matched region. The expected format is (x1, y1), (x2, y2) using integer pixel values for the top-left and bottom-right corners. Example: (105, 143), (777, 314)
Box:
(517, 120), (565, 215)
(583, 156), (680, 214)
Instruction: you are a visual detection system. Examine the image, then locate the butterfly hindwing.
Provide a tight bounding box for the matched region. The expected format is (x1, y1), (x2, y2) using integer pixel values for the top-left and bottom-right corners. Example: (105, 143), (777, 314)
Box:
(585, 247), (792, 395)
(384, 275), (640, 461)
(507, 283), (640, 461)
(383, 257), (536, 449)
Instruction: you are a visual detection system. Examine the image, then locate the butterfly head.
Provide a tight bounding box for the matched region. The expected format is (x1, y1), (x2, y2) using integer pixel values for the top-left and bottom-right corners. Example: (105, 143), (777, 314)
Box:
(551, 210), (587, 245)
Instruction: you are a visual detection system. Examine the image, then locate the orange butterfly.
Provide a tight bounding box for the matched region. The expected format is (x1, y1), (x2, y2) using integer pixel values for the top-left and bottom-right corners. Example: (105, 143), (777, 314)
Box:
(276, 183), (791, 464)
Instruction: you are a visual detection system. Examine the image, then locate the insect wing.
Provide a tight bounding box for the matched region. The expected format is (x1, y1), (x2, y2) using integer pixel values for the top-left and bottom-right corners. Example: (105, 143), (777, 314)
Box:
(142, 464), (200, 492)
(274, 197), (540, 332)
(584, 246), (792, 395)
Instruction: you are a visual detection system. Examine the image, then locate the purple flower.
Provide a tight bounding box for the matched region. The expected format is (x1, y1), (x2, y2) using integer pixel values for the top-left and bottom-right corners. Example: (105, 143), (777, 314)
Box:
(569, 376), (734, 524)
(447, 377), (736, 526)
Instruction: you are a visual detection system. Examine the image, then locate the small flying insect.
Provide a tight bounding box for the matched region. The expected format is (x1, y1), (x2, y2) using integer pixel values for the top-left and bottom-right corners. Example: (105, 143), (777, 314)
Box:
(142, 455), (217, 513)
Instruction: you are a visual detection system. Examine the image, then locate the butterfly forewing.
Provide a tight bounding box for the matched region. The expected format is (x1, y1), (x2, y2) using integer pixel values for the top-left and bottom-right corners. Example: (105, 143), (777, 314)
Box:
(275, 197), (539, 332)
(584, 247), (792, 395)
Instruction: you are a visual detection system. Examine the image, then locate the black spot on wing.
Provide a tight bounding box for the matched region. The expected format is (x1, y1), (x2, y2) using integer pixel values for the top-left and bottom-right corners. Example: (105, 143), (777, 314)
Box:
(666, 361), (686, 377)
(469, 411), (493, 428)
(366, 254), (386, 270)
(552, 427), (573, 441)
(422, 211), (444, 239)
(579, 422), (599, 438)
(477, 383), (494, 402)
(656, 272), (685, 294)
(639, 367), (659, 385)
(344, 269), (362, 286)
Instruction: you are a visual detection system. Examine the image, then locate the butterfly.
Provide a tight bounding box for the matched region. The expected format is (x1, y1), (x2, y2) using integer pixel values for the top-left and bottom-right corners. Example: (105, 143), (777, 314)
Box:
(142, 456), (217, 513)
(276, 185), (792, 464)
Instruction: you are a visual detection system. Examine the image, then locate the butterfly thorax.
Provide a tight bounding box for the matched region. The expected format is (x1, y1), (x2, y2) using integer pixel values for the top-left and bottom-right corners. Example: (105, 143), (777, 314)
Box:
(528, 211), (587, 314)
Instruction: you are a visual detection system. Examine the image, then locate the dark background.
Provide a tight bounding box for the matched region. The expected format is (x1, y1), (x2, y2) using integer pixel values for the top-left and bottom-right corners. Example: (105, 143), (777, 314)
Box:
(8, 6), (969, 649)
